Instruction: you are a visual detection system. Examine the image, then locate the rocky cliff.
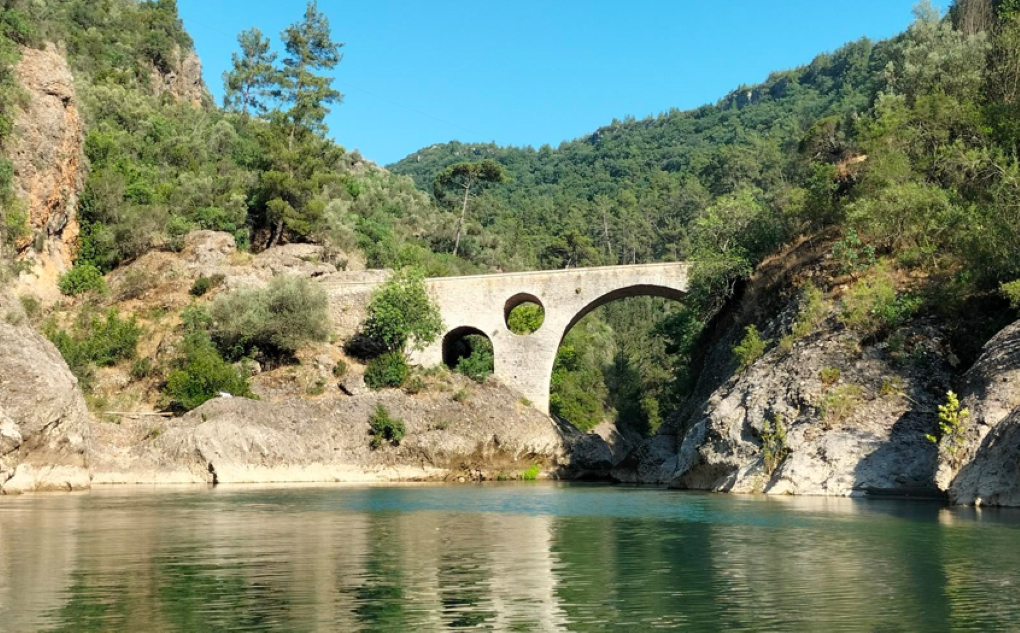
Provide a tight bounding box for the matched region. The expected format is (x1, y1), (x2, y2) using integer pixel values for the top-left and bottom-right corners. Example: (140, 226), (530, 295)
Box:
(8, 44), (86, 297)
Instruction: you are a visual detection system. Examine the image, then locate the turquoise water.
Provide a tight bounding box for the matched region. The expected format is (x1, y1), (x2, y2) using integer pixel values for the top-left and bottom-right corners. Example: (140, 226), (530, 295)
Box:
(2, 483), (1020, 631)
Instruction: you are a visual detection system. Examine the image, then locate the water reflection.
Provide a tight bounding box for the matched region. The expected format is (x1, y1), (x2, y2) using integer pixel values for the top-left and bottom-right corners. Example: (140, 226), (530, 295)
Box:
(1, 484), (1019, 631)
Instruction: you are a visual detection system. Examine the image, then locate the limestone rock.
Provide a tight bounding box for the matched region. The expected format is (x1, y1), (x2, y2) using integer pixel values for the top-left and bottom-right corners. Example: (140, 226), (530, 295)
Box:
(8, 44), (87, 298)
(91, 382), (612, 484)
(949, 409), (1020, 506)
(0, 323), (90, 494)
(149, 47), (206, 105)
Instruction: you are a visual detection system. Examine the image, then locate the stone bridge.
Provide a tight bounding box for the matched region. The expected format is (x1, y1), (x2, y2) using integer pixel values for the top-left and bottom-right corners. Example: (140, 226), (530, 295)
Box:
(325, 263), (690, 414)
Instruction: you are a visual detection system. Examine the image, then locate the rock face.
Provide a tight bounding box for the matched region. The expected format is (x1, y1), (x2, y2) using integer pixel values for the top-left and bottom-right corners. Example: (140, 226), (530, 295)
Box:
(149, 46), (206, 105)
(8, 44), (87, 295)
(91, 382), (612, 485)
(0, 323), (90, 494)
(945, 320), (1020, 506)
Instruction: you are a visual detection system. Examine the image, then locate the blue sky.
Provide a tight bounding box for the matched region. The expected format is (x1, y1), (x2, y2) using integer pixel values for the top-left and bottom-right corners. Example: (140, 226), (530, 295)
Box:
(178, 1), (924, 165)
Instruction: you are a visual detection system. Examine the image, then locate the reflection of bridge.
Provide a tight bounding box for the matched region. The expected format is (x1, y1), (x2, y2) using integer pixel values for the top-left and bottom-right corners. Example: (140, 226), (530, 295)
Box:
(325, 263), (690, 414)
(414, 263), (690, 413)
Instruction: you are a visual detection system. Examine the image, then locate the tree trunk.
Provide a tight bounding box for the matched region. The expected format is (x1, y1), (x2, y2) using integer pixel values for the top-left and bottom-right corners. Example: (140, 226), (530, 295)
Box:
(452, 182), (471, 256)
(269, 218), (284, 249)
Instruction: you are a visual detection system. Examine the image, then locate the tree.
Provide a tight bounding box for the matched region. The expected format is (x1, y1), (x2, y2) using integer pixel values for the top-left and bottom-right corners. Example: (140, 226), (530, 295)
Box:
(223, 28), (278, 116)
(362, 268), (443, 353)
(433, 160), (509, 256)
(279, 0), (344, 136)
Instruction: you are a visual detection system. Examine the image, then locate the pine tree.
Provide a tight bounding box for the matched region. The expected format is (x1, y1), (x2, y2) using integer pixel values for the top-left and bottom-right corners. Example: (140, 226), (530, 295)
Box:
(223, 28), (278, 116)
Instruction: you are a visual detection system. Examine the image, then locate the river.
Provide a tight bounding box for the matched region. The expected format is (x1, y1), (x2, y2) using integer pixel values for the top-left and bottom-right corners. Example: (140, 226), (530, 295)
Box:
(1, 483), (1019, 631)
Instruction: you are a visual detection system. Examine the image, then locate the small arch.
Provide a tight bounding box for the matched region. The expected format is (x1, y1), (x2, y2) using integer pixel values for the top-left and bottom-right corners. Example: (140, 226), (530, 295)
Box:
(504, 293), (546, 334)
(442, 326), (493, 370)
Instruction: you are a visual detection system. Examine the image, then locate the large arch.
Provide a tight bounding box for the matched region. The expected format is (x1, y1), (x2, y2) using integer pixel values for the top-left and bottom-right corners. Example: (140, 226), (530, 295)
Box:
(326, 262), (691, 414)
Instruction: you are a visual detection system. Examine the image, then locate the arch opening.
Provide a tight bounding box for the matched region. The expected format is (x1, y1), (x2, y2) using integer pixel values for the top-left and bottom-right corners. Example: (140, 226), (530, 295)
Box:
(504, 293), (545, 335)
(442, 326), (495, 380)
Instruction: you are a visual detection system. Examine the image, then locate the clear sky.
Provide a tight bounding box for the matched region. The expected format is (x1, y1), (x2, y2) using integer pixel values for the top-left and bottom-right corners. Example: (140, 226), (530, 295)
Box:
(177, 0), (924, 166)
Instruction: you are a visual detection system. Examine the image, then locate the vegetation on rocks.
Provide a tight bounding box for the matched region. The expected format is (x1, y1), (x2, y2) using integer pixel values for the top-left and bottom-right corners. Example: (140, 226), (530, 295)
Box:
(928, 390), (970, 466)
(361, 268), (443, 353)
(165, 329), (254, 411)
(44, 307), (141, 389)
(368, 404), (405, 448)
(364, 352), (410, 390)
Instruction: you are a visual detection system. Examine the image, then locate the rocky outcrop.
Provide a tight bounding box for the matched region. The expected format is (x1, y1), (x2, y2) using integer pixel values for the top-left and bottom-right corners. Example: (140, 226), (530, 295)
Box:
(944, 320), (1020, 505)
(8, 44), (87, 297)
(0, 322), (90, 494)
(149, 46), (206, 105)
(91, 381), (612, 485)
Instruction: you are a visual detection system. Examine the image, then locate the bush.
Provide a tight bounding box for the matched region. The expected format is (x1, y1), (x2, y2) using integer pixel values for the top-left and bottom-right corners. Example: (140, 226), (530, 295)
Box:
(368, 404), (406, 449)
(165, 331), (254, 411)
(362, 268), (443, 352)
(840, 268), (921, 335)
(364, 352), (409, 390)
(927, 390), (970, 467)
(779, 283), (828, 352)
(733, 325), (768, 371)
(819, 384), (865, 426)
(58, 264), (106, 296)
(46, 308), (142, 389)
(1002, 280), (1020, 310)
(819, 367), (841, 387)
(190, 274), (225, 297)
(403, 374), (426, 395)
(761, 414), (790, 476)
(333, 359), (348, 379)
(210, 275), (330, 359)
(521, 464), (541, 481)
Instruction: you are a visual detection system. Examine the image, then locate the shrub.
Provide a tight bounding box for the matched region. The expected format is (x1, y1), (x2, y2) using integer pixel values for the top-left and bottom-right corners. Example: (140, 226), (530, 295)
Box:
(364, 352), (409, 390)
(819, 367), (841, 387)
(18, 294), (39, 320)
(927, 390), (970, 467)
(130, 357), (156, 381)
(452, 388), (470, 403)
(333, 359), (348, 379)
(819, 384), (865, 426)
(114, 268), (154, 301)
(362, 268), (443, 352)
(521, 464), (541, 481)
(190, 274), (225, 297)
(507, 302), (545, 334)
(1002, 280), (1020, 310)
(46, 308), (142, 389)
(368, 404), (406, 449)
(733, 325), (768, 371)
(210, 275), (330, 360)
(831, 229), (876, 276)
(839, 268), (921, 336)
(779, 283), (828, 352)
(164, 331), (254, 411)
(58, 264), (106, 296)
(455, 335), (494, 383)
(430, 418), (450, 431)
(403, 374), (426, 395)
(761, 414), (790, 476)
(880, 376), (906, 396)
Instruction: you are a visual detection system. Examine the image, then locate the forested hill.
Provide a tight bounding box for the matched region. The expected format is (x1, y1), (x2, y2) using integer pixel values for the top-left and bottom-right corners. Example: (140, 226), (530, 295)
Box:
(389, 34), (895, 272)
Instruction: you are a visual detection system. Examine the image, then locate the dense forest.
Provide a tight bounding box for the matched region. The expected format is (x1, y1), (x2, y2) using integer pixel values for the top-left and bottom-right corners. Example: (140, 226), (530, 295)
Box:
(2, 0), (1020, 436)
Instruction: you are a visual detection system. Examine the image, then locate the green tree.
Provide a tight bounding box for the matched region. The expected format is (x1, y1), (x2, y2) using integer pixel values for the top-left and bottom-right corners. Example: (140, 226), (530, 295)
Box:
(362, 268), (443, 353)
(223, 27), (278, 116)
(279, 1), (344, 135)
(433, 160), (509, 256)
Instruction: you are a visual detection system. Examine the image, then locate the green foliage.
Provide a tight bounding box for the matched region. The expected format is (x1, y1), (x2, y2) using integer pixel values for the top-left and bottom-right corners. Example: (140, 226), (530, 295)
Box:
(733, 325), (768, 371)
(58, 264), (107, 296)
(189, 274), (224, 297)
(1002, 280), (1020, 309)
(927, 390), (970, 465)
(209, 275), (329, 360)
(433, 160), (510, 256)
(130, 356), (155, 381)
(839, 269), (922, 335)
(779, 283), (828, 352)
(507, 302), (545, 334)
(819, 384), (865, 426)
(832, 229), (876, 276)
(819, 367), (841, 387)
(364, 352), (409, 390)
(333, 359), (348, 379)
(362, 268), (443, 352)
(454, 335), (494, 383)
(520, 464), (541, 481)
(452, 388), (470, 403)
(761, 414), (790, 476)
(45, 308), (141, 389)
(165, 330), (254, 411)
(368, 404), (405, 449)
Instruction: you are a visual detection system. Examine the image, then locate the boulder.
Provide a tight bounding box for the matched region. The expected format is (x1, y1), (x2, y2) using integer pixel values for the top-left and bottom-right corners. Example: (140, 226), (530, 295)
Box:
(0, 323), (90, 493)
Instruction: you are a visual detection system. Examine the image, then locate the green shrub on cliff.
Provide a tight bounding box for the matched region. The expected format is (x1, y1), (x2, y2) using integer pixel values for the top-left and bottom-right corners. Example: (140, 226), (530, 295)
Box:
(46, 307), (141, 389)
(362, 268), (443, 352)
(368, 404), (405, 449)
(364, 352), (409, 390)
(454, 335), (494, 383)
(733, 325), (768, 371)
(165, 330), (254, 411)
(210, 275), (329, 360)
(58, 264), (107, 296)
